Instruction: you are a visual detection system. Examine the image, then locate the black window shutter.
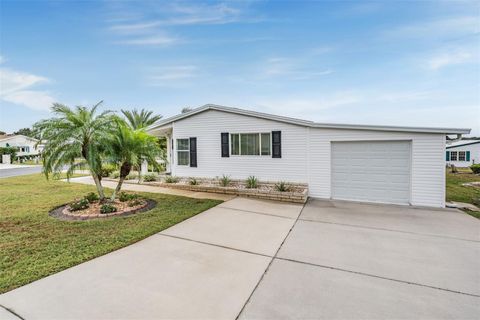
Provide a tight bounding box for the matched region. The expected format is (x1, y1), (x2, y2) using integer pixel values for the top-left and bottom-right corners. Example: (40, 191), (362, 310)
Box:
(272, 131), (282, 158)
(189, 137), (197, 167)
(221, 133), (229, 157)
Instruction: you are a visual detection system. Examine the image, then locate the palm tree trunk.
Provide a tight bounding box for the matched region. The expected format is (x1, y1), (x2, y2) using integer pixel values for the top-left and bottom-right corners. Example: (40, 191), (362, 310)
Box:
(111, 162), (131, 201)
(92, 173), (105, 200)
(111, 176), (126, 201)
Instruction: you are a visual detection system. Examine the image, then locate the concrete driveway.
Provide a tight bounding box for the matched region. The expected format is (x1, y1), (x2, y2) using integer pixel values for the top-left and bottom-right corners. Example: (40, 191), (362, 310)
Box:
(240, 200), (480, 319)
(1, 198), (478, 319)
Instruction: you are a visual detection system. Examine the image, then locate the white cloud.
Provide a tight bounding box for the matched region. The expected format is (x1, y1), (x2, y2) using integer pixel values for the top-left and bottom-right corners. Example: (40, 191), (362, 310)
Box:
(256, 91), (362, 115)
(386, 16), (479, 39)
(106, 1), (260, 46)
(147, 65), (198, 86)
(109, 21), (160, 34)
(0, 67), (55, 111)
(263, 57), (333, 80)
(116, 35), (180, 46)
(427, 49), (474, 70)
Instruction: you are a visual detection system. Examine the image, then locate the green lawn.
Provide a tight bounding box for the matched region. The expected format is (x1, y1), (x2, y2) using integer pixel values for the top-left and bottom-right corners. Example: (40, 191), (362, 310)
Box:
(0, 174), (221, 293)
(446, 170), (480, 219)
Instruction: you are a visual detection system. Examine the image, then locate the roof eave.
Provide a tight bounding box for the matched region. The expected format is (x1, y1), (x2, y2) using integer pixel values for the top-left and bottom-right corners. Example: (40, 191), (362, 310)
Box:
(147, 104), (472, 135)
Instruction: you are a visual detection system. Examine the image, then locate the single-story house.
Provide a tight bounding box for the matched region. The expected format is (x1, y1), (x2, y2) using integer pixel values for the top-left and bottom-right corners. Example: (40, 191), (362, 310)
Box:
(0, 134), (41, 157)
(148, 104), (470, 208)
(446, 140), (480, 167)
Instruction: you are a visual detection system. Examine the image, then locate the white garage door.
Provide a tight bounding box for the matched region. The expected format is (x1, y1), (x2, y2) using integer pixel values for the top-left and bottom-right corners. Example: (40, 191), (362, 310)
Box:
(331, 141), (411, 205)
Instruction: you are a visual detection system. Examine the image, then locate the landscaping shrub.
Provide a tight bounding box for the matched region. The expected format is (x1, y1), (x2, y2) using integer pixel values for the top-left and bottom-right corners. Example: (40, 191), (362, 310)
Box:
(220, 174), (231, 187)
(84, 192), (99, 203)
(129, 199), (143, 207)
(100, 203), (117, 214)
(246, 176), (258, 189)
(470, 164), (480, 174)
(100, 164), (116, 177)
(189, 177), (199, 185)
(118, 192), (139, 202)
(142, 174), (157, 182)
(0, 147), (17, 163)
(70, 198), (89, 211)
(165, 176), (179, 183)
(126, 173), (138, 180)
(275, 181), (290, 192)
(110, 171), (120, 179)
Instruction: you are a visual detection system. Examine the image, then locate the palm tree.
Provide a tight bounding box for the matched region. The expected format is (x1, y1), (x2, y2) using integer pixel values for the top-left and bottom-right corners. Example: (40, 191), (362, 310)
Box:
(105, 120), (162, 200)
(34, 101), (114, 200)
(121, 108), (162, 129)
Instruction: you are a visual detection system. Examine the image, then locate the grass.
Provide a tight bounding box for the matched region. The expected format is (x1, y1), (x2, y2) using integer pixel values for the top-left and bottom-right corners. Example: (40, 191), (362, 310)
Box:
(0, 174), (222, 293)
(446, 169), (480, 219)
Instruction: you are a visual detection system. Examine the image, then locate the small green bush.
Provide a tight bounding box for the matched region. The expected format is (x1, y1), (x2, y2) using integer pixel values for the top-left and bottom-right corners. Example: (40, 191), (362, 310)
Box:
(189, 177), (199, 185)
(129, 199), (143, 207)
(470, 164), (480, 174)
(110, 171), (120, 179)
(143, 174), (157, 182)
(274, 181), (290, 192)
(100, 203), (117, 214)
(70, 198), (89, 211)
(220, 174), (231, 187)
(100, 164), (116, 177)
(246, 176), (258, 189)
(84, 192), (99, 203)
(118, 192), (139, 202)
(165, 176), (179, 183)
(126, 172), (138, 180)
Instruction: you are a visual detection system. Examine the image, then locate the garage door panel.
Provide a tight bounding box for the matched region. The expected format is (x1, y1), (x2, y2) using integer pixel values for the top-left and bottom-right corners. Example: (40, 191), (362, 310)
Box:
(332, 141), (411, 205)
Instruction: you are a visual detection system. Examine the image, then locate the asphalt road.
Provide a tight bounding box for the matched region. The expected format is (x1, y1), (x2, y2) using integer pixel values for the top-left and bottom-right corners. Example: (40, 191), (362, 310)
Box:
(0, 166), (42, 178)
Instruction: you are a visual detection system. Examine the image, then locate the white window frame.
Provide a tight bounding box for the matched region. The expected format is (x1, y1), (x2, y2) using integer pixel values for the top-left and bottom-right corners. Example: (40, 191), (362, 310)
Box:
(176, 138), (190, 166)
(458, 151), (466, 161)
(450, 151), (458, 161)
(230, 133), (271, 156)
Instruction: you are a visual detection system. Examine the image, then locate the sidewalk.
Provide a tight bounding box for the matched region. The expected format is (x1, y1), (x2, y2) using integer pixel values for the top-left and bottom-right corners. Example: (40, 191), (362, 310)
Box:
(66, 176), (235, 201)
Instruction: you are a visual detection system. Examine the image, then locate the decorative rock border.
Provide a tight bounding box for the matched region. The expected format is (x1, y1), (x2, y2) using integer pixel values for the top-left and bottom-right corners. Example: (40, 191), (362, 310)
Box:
(143, 180), (308, 203)
(49, 199), (157, 221)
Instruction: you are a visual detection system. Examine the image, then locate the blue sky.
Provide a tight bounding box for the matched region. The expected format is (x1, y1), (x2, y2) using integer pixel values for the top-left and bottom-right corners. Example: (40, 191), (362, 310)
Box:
(1, 0), (479, 135)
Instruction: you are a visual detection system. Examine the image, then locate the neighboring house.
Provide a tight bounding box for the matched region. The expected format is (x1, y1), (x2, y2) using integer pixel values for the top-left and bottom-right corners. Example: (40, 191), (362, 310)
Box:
(0, 134), (41, 157)
(446, 140), (480, 167)
(148, 104), (470, 208)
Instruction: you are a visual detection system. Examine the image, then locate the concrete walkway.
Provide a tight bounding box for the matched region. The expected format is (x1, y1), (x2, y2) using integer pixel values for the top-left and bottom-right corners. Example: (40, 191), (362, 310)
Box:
(0, 197), (304, 319)
(66, 176), (235, 201)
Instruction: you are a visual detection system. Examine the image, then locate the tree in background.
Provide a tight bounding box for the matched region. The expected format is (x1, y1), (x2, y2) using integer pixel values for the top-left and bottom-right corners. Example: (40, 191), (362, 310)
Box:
(105, 120), (162, 200)
(0, 131), (6, 136)
(34, 101), (115, 200)
(14, 127), (37, 138)
(121, 108), (162, 130)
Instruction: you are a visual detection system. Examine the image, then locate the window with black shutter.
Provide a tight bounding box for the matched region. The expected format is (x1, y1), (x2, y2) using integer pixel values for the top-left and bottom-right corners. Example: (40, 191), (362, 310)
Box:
(272, 131), (281, 158)
(189, 137), (197, 167)
(221, 132), (229, 157)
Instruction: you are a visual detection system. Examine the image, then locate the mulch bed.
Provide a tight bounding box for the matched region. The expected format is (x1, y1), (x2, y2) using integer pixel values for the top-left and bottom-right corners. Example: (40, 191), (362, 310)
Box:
(49, 199), (157, 221)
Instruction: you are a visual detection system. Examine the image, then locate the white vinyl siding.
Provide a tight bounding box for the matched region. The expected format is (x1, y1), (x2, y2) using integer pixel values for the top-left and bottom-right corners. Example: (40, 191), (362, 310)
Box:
(172, 109), (308, 182)
(166, 109), (447, 208)
(309, 129), (445, 208)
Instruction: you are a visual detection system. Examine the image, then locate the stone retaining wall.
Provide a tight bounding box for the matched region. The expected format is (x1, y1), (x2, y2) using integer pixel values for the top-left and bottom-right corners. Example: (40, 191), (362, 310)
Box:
(143, 181), (308, 203)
